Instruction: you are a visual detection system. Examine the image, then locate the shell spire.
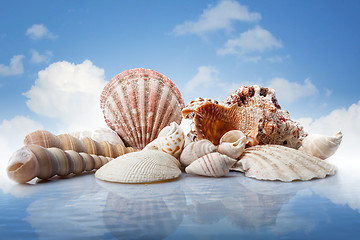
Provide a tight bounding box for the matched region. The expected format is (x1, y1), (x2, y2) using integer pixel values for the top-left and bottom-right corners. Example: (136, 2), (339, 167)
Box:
(299, 132), (343, 159)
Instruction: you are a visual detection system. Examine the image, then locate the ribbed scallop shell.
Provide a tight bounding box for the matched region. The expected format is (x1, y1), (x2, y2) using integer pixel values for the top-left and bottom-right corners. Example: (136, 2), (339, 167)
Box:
(217, 130), (246, 159)
(100, 68), (185, 149)
(299, 132), (343, 159)
(95, 150), (181, 183)
(179, 139), (217, 167)
(144, 122), (185, 159)
(185, 152), (237, 177)
(232, 145), (336, 182)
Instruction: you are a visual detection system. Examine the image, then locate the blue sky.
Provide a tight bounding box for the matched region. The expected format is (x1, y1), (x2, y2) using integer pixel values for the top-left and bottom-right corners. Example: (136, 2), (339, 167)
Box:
(1, 1), (360, 174)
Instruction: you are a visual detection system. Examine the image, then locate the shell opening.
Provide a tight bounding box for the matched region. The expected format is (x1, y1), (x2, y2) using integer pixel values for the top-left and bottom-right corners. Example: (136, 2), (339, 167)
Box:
(7, 163), (24, 172)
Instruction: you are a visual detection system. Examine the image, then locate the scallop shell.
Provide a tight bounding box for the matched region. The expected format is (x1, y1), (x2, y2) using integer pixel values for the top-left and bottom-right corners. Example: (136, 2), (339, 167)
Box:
(179, 139), (217, 167)
(95, 150), (181, 183)
(100, 68), (185, 149)
(68, 128), (124, 146)
(143, 122), (185, 159)
(232, 145), (337, 182)
(185, 152), (237, 177)
(299, 132), (343, 159)
(217, 130), (246, 159)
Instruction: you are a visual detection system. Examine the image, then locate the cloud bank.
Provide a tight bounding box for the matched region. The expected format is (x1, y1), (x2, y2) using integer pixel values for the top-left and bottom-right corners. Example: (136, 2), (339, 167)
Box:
(25, 24), (57, 40)
(0, 55), (25, 76)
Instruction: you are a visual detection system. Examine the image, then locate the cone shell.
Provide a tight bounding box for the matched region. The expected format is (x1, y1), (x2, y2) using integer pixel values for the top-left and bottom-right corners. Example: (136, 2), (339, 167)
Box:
(185, 152), (237, 177)
(217, 130), (246, 159)
(179, 139), (217, 167)
(95, 150), (181, 183)
(100, 68), (185, 149)
(232, 145), (337, 182)
(299, 132), (343, 159)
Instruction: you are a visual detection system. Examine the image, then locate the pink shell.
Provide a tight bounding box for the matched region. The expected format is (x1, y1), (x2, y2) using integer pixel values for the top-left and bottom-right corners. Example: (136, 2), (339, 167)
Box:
(100, 68), (185, 149)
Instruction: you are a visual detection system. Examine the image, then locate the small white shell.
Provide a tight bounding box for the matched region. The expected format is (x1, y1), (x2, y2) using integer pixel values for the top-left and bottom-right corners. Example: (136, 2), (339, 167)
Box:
(143, 122), (185, 158)
(179, 139), (217, 167)
(232, 145), (336, 182)
(185, 152), (237, 177)
(217, 130), (246, 159)
(299, 132), (343, 159)
(95, 150), (181, 183)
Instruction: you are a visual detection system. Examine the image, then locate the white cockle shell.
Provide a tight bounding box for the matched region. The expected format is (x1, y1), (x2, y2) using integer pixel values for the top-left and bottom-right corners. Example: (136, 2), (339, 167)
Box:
(179, 139), (217, 167)
(231, 145), (336, 182)
(95, 150), (181, 183)
(299, 132), (343, 160)
(185, 152), (237, 177)
(143, 122), (185, 159)
(217, 130), (246, 159)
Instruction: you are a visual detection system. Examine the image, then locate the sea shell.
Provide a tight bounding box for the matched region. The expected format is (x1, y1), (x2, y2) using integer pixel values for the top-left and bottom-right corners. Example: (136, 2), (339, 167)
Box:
(185, 152), (237, 177)
(179, 139), (217, 167)
(182, 85), (306, 148)
(217, 130), (246, 159)
(231, 145), (337, 182)
(7, 145), (113, 184)
(100, 68), (185, 149)
(143, 122), (185, 158)
(95, 150), (181, 183)
(24, 130), (137, 158)
(68, 128), (124, 146)
(299, 132), (343, 160)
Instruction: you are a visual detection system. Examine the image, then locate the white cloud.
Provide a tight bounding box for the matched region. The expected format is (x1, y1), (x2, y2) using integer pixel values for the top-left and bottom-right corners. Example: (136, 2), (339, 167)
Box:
(25, 24), (57, 40)
(23, 60), (108, 132)
(30, 49), (53, 64)
(217, 25), (282, 55)
(185, 66), (219, 93)
(267, 55), (290, 63)
(268, 77), (318, 103)
(173, 0), (261, 36)
(0, 55), (25, 76)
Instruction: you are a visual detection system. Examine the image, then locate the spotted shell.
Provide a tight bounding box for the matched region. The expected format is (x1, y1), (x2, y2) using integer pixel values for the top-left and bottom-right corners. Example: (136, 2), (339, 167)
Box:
(299, 132), (343, 159)
(100, 68), (185, 149)
(231, 145), (337, 182)
(179, 139), (217, 167)
(217, 130), (246, 159)
(95, 150), (181, 183)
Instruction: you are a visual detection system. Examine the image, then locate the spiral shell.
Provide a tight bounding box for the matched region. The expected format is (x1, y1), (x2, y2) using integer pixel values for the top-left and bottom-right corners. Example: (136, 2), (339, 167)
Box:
(7, 145), (113, 184)
(95, 150), (181, 183)
(68, 128), (124, 146)
(24, 130), (137, 158)
(100, 68), (185, 149)
(144, 122), (185, 158)
(185, 152), (237, 177)
(299, 132), (343, 159)
(179, 139), (217, 167)
(217, 130), (246, 159)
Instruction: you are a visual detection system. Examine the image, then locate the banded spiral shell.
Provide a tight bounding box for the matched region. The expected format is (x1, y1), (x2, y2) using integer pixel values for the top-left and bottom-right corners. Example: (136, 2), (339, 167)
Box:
(299, 132), (343, 159)
(217, 130), (246, 159)
(7, 145), (112, 183)
(185, 152), (237, 177)
(95, 150), (182, 183)
(179, 139), (217, 167)
(232, 145), (337, 182)
(100, 68), (185, 149)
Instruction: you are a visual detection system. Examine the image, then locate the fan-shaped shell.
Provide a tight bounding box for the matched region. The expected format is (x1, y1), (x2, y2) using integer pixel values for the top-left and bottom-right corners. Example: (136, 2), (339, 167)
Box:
(144, 122), (185, 158)
(179, 139), (217, 167)
(100, 68), (185, 149)
(232, 145), (336, 182)
(217, 130), (246, 159)
(185, 152), (237, 177)
(299, 132), (343, 160)
(95, 150), (181, 183)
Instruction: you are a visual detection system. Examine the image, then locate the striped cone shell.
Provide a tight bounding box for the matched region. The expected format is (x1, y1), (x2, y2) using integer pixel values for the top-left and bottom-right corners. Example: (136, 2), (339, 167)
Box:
(100, 68), (184, 149)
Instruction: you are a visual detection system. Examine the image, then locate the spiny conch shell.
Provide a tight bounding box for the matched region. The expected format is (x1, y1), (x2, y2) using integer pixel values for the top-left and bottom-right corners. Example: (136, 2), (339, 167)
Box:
(217, 130), (246, 159)
(24, 130), (137, 158)
(185, 152), (237, 177)
(299, 132), (343, 160)
(68, 128), (124, 146)
(7, 145), (113, 184)
(231, 145), (337, 182)
(179, 139), (217, 167)
(95, 150), (181, 183)
(143, 122), (185, 159)
(100, 68), (185, 149)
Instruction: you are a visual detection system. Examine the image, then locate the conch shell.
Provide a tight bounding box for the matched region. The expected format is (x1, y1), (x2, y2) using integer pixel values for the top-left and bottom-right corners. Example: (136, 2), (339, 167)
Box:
(179, 139), (217, 167)
(7, 145), (113, 184)
(24, 130), (137, 158)
(144, 122), (185, 159)
(217, 130), (246, 159)
(185, 152), (237, 177)
(299, 132), (343, 159)
(95, 150), (181, 183)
